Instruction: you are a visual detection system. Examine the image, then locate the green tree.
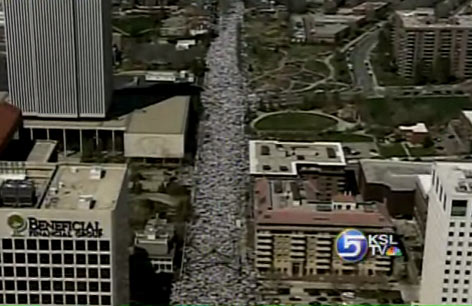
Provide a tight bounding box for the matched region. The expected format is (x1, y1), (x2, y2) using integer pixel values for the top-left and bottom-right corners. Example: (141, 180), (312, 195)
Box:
(414, 59), (429, 85)
(433, 57), (451, 84)
(422, 136), (434, 148)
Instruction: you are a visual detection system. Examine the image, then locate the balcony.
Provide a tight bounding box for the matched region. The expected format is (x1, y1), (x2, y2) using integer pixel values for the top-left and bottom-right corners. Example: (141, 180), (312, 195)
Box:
(291, 245), (306, 251)
(290, 251), (305, 257)
(317, 239), (332, 245)
(257, 238), (272, 244)
(256, 250), (272, 256)
(256, 257), (272, 262)
(316, 252), (332, 258)
(257, 232), (272, 237)
(256, 262), (272, 268)
(257, 244), (272, 250)
(316, 245), (332, 252)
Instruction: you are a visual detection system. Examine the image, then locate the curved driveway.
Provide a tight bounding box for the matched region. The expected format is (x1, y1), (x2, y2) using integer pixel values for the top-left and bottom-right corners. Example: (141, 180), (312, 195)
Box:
(349, 30), (379, 94)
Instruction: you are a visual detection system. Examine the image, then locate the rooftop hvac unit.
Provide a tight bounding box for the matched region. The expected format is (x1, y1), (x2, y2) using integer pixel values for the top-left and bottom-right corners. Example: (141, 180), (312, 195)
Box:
(78, 195), (95, 209)
(90, 167), (104, 180)
(0, 179), (35, 207)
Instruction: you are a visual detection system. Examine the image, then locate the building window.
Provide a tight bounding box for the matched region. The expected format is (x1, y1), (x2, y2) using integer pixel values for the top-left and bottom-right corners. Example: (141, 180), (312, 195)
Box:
(449, 232), (454, 237)
(445, 269), (450, 274)
(457, 251), (463, 256)
(39, 240), (48, 250)
(90, 295), (99, 305)
(88, 240), (98, 251)
(51, 240), (61, 250)
(459, 232), (465, 237)
(101, 296), (111, 305)
(14, 239), (25, 249)
(64, 240), (73, 250)
(41, 281), (51, 291)
(100, 240), (110, 251)
(461, 222), (466, 227)
(458, 242), (463, 247)
(451, 200), (467, 217)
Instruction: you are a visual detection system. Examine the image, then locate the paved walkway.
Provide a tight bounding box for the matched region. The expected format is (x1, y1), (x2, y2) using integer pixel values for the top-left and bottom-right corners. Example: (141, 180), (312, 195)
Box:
(251, 110), (356, 132)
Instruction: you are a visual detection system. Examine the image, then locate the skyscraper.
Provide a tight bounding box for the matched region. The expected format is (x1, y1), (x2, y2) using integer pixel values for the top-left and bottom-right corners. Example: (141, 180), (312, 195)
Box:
(420, 163), (472, 305)
(3, 0), (113, 118)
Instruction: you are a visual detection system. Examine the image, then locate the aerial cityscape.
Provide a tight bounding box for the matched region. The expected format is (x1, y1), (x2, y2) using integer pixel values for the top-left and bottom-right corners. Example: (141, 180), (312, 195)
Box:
(3, 0), (472, 305)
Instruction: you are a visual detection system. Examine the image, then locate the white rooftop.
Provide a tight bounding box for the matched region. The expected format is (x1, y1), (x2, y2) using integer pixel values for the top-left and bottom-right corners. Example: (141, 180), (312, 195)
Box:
(43, 164), (127, 210)
(417, 174), (432, 198)
(399, 122), (428, 133)
(249, 140), (346, 175)
(462, 110), (472, 125)
(434, 162), (472, 196)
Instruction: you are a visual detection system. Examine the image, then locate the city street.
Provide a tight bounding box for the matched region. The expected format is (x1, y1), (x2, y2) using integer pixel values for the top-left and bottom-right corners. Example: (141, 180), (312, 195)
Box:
(348, 29), (379, 94)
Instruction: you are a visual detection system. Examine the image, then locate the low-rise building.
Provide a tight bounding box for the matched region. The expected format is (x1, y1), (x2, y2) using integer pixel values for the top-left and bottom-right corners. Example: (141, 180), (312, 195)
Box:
(351, 1), (390, 20)
(134, 214), (175, 274)
(249, 140), (346, 201)
(398, 122), (429, 145)
(359, 159), (432, 218)
(0, 103), (21, 157)
(254, 177), (396, 279)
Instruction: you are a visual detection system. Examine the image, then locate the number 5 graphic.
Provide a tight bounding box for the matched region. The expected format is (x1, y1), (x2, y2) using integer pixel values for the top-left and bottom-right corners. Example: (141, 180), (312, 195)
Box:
(338, 234), (362, 257)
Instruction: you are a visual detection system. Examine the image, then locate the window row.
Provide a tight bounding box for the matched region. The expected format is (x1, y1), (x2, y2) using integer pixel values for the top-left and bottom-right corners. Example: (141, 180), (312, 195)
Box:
(448, 231), (472, 237)
(443, 287), (469, 294)
(1, 239), (110, 251)
(445, 250), (472, 257)
(442, 297), (468, 304)
(0, 293), (111, 305)
(1, 253), (110, 265)
(0, 266), (111, 279)
(443, 278), (470, 285)
(0, 280), (111, 292)
(444, 269), (472, 275)
(446, 240), (472, 247)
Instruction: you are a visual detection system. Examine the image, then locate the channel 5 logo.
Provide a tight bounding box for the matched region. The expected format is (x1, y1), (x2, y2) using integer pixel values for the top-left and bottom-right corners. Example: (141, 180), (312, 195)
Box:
(335, 228), (403, 263)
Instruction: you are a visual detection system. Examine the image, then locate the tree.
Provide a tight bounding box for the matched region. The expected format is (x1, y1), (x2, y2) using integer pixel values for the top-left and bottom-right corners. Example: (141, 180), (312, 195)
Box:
(433, 57), (451, 84)
(422, 136), (434, 148)
(414, 59), (429, 85)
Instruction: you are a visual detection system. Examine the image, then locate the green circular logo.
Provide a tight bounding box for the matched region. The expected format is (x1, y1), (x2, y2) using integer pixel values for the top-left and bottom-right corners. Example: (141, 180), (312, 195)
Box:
(7, 214), (26, 232)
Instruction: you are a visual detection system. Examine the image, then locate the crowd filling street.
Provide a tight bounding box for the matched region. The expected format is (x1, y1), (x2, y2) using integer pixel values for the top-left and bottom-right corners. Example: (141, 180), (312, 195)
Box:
(171, 1), (259, 304)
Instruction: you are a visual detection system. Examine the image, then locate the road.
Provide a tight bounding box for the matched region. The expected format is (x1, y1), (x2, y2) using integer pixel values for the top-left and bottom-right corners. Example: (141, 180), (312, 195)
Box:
(348, 29), (379, 94)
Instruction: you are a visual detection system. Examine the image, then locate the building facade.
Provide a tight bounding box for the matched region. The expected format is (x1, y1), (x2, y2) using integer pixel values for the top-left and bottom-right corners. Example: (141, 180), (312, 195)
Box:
(394, 9), (472, 79)
(0, 163), (129, 305)
(3, 0), (113, 118)
(254, 178), (397, 279)
(420, 163), (472, 305)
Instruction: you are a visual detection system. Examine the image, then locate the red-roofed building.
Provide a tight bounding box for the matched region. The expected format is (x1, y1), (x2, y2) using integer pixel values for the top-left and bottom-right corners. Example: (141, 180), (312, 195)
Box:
(0, 103), (22, 155)
(254, 177), (397, 281)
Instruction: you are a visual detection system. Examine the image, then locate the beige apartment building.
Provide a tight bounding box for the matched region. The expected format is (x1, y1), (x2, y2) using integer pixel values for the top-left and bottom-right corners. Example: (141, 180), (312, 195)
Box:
(394, 9), (472, 79)
(254, 178), (396, 279)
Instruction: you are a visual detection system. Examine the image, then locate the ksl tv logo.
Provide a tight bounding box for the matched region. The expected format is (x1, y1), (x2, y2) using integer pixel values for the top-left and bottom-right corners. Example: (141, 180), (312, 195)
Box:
(335, 228), (403, 263)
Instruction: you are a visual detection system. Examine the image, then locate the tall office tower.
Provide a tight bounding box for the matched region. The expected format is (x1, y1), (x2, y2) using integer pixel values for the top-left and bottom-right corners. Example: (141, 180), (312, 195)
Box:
(420, 163), (472, 305)
(394, 9), (472, 80)
(0, 162), (129, 306)
(3, 0), (113, 118)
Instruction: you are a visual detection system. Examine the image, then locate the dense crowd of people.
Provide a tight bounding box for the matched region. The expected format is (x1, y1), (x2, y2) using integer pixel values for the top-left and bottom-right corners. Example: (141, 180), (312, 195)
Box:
(170, 1), (258, 305)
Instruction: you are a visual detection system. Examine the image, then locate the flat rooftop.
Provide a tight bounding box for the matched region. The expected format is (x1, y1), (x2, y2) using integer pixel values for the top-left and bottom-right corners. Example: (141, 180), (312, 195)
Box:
(397, 9), (472, 28)
(310, 13), (366, 24)
(23, 95), (191, 136)
(44, 164), (127, 210)
(311, 23), (349, 36)
(249, 140), (346, 176)
(434, 162), (472, 196)
(462, 110), (472, 125)
(27, 140), (58, 163)
(127, 95), (190, 135)
(254, 178), (393, 228)
(416, 174), (432, 198)
(360, 159), (432, 191)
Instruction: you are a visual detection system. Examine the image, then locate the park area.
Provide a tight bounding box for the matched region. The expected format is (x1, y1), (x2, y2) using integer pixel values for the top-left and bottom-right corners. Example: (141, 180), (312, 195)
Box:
(254, 112), (337, 132)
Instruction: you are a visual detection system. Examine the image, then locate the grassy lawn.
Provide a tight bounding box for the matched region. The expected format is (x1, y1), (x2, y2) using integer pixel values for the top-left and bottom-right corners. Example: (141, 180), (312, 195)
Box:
(378, 143), (407, 158)
(113, 16), (159, 37)
(331, 56), (351, 84)
(361, 96), (472, 127)
(305, 59), (330, 76)
(254, 112), (337, 132)
(409, 146), (436, 157)
(286, 45), (334, 59)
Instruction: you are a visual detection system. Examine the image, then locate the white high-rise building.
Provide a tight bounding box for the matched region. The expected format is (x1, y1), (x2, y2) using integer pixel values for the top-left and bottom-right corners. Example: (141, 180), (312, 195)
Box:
(3, 0), (113, 118)
(420, 162), (472, 305)
(0, 162), (129, 305)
